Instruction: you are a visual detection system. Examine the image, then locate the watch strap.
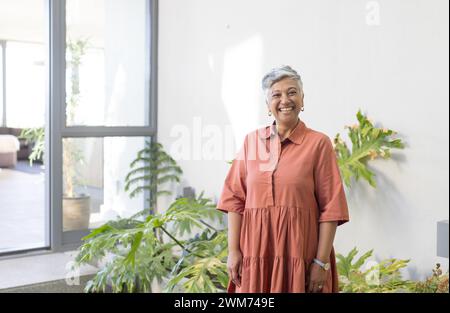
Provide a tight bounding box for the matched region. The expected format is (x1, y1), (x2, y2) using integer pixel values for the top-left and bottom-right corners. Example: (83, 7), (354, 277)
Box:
(313, 258), (330, 270)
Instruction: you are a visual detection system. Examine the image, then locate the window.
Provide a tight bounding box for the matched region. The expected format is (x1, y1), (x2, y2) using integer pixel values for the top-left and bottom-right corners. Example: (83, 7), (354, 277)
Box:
(0, 0), (157, 254)
(56, 0), (157, 249)
(6, 42), (45, 128)
(62, 136), (150, 231)
(65, 0), (150, 127)
(0, 0), (47, 254)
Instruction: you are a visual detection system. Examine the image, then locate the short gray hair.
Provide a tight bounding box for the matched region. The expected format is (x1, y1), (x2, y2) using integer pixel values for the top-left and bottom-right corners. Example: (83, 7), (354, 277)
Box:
(261, 65), (303, 101)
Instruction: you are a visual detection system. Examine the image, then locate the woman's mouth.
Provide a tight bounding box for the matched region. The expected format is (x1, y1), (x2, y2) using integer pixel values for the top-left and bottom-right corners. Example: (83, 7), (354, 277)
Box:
(279, 106), (294, 112)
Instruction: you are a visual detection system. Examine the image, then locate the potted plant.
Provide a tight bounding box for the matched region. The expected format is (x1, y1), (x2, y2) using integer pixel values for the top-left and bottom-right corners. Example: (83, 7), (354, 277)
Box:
(63, 38), (90, 231)
(19, 127), (45, 166)
(74, 141), (227, 292)
(19, 39), (91, 231)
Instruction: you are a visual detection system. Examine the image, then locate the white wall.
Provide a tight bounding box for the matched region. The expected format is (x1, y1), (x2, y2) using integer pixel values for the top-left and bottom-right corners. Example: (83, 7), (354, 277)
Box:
(158, 0), (449, 280)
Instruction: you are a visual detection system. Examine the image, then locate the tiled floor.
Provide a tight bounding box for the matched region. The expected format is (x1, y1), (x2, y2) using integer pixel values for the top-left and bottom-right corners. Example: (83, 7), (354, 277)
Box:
(0, 250), (97, 290)
(0, 160), (105, 254)
(0, 161), (46, 253)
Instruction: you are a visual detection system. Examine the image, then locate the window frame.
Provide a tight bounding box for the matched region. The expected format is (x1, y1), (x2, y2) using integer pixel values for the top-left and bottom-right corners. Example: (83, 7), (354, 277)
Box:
(49, 0), (158, 251)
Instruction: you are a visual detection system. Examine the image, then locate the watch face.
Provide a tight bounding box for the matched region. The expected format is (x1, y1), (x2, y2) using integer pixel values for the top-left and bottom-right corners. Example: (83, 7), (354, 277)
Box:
(324, 263), (330, 271)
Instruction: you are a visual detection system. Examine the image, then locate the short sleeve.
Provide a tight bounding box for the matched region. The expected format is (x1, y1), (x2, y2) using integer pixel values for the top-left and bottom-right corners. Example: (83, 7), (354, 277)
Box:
(313, 136), (350, 226)
(216, 136), (247, 215)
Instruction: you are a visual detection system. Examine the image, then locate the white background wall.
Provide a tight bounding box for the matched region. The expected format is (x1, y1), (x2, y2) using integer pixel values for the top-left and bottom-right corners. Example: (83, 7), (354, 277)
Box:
(158, 0), (449, 280)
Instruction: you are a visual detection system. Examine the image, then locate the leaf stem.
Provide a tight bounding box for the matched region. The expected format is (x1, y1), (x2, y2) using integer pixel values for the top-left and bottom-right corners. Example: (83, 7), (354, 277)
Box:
(159, 226), (203, 258)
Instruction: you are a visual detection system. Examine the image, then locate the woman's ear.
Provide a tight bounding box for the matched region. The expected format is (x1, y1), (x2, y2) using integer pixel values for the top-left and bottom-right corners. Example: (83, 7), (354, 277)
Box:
(266, 104), (273, 116)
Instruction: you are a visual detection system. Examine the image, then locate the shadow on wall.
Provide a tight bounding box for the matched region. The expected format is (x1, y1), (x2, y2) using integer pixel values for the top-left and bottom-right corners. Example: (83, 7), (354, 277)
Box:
(342, 144), (434, 281)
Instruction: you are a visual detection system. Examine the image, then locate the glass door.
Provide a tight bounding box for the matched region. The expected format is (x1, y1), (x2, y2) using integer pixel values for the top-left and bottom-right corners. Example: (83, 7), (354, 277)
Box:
(50, 0), (157, 250)
(0, 0), (49, 254)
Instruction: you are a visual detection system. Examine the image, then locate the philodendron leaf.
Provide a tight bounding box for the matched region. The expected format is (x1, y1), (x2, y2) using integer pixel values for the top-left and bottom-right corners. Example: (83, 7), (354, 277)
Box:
(334, 110), (405, 188)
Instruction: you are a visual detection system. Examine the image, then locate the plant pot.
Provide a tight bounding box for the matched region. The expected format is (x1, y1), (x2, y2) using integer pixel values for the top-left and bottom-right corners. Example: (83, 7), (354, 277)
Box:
(63, 195), (91, 231)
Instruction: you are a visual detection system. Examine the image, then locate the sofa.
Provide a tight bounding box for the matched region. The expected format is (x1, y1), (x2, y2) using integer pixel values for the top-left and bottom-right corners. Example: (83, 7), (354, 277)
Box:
(0, 127), (32, 161)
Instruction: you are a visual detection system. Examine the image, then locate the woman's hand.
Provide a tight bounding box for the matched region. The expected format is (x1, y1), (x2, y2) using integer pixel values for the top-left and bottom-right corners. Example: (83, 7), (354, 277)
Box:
(227, 250), (243, 287)
(307, 263), (327, 293)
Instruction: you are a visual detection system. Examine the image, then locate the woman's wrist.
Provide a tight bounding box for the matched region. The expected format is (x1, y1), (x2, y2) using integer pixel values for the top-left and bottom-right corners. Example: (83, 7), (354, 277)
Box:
(315, 255), (330, 263)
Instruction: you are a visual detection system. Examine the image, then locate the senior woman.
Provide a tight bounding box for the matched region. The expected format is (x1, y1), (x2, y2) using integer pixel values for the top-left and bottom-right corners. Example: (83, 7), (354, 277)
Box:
(217, 65), (349, 293)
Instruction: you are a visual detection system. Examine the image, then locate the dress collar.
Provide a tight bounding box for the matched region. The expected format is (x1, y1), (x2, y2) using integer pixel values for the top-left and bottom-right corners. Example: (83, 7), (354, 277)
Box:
(258, 119), (307, 145)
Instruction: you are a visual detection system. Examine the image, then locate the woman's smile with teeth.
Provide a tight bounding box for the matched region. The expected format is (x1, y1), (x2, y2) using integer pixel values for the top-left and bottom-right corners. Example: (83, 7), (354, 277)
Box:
(279, 107), (294, 112)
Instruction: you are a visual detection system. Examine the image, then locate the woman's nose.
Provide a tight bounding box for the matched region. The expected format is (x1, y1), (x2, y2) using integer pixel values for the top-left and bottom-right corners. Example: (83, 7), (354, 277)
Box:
(280, 93), (289, 104)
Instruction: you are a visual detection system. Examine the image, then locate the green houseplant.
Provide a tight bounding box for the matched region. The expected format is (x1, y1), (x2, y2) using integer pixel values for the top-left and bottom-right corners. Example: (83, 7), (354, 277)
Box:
(412, 264), (449, 293)
(336, 248), (449, 293)
(333, 109), (405, 188)
(336, 247), (414, 293)
(62, 38), (91, 231)
(75, 141), (227, 292)
(19, 127), (45, 166)
(124, 142), (183, 212)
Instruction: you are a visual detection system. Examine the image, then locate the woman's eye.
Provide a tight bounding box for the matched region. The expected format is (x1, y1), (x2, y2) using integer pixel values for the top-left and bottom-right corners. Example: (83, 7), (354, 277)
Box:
(289, 91), (297, 96)
(272, 94), (280, 98)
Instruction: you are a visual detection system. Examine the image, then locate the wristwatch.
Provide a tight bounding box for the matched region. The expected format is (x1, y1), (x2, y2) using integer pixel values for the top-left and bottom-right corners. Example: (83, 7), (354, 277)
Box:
(313, 258), (330, 271)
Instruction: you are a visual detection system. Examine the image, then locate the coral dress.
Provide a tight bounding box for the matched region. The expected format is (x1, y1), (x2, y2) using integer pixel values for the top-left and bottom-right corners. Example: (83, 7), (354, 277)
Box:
(217, 119), (349, 293)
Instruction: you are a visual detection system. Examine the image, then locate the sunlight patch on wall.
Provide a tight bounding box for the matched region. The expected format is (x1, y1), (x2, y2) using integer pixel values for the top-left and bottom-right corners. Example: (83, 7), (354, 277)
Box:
(221, 34), (264, 152)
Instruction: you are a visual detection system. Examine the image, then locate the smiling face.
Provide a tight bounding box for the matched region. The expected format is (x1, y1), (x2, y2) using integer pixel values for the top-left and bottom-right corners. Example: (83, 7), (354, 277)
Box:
(267, 77), (304, 126)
